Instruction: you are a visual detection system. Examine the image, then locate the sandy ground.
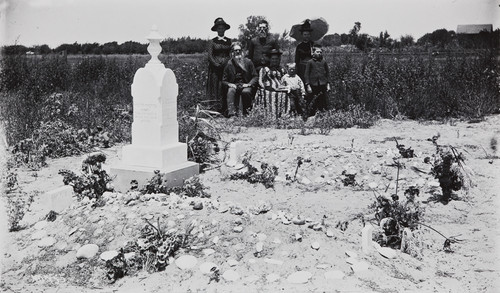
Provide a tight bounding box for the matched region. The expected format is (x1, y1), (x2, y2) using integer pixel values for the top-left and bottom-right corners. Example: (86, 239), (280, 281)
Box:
(1, 115), (500, 293)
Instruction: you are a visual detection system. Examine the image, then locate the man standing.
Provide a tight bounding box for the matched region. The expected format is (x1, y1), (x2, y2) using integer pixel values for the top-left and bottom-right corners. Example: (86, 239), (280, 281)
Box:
(223, 43), (258, 117)
(247, 20), (279, 73)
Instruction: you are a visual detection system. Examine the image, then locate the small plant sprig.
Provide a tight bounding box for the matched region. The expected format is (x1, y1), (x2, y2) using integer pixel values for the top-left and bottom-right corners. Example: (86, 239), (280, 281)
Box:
(140, 172), (210, 198)
(394, 137), (414, 158)
(229, 157), (279, 189)
(58, 152), (112, 205)
(430, 137), (474, 204)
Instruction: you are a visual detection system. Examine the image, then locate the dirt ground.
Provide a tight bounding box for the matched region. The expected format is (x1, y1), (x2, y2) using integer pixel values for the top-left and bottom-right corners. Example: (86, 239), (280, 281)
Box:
(1, 115), (499, 293)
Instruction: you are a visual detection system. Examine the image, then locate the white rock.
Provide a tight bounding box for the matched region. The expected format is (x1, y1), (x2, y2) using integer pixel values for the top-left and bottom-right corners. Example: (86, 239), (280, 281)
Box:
(377, 247), (398, 259)
(100, 250), (119, 261)
(326, 229), (335, 238)
(227, 258), (238, 267)
(368, 182), (378, 189)
(233, 226), (243, 233)
(34, 221), (48, 230)
(287, 271), (312, 284)
(324, 270), (345, 280)
(31, 230), (47, 240)
(199, 262), (217, 274)
(175, 255), (198, 270)
(203, 249), (215, 256)
(38, 237), (56, 247)
(264, 258), (284, 266)
(256, 242), (264, 252)
(245, 275), (260, 283)
(311, 242), (320, 250)
(212, 236), (220, 244)
(266, 273), (280, 282)
(350, 261), (370, 273)
(124, 252), (135, 261)
(222, 270), (240, 281)
(298, 177), (312, 185)
(76, 244), (99, 259)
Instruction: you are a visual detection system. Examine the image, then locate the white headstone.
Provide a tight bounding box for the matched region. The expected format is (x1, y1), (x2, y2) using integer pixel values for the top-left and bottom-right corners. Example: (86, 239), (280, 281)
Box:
(111, 25), (199, 191)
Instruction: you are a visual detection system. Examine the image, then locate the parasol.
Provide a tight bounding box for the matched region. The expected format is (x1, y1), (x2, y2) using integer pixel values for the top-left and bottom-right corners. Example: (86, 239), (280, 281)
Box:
(290, 18), (329, 42)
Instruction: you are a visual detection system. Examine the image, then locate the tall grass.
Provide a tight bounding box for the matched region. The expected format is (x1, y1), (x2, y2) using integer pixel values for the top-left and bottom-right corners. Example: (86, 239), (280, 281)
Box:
(0, 51), (498, 162)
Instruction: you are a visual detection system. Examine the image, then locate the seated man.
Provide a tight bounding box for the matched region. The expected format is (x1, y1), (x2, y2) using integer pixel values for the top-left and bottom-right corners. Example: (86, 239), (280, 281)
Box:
(222, 42), (258, 117)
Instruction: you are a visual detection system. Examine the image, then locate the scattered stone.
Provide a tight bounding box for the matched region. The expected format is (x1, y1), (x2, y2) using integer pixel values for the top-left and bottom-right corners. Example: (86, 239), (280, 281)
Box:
(312, 223), (323, 231)
(143, 214), (154, 220)
(294, 233), (303, 242)
(227, 258), (238, 267)
(324, 270), (345, 280)
(266, 273), (280, 282)
(230, 206), (244, 215)
(377, 247), (398, 259)
(31, 230), (47, 240)
(326, 229), (335, 238)
(38, 237), (56, 248)
(76, 244), (99, 259)
(368, 182), (378, 189)
(255, 242), (264, 253)
(264, 258), (284, 266)
(199, 262), (217, 275)
(175, 255), (198, 270)
(203, 249), (215, 256)
(233, 226), (243, 233)
(350, 261), (370, 273)
(193, 202), (203, 210)
(222, 270), (240, 282)
(124, 252), (135, 261)
(233, 243), (246, 251)
(287, 271), (312, 284)
(212, 236), (219, 244)
(218, 204), (229, 213)
(298, 177), (312, 185)
(34, 221), (48, 230)
(282, 218), (291, 225)
(54, 241), (68, 251)
(245, 275), (260, 283)
(234, 218), (243, 225)
(311, 242), (320, 250)
(100, 250), (119, 261)
(68, 227), (78, 236)
(292, 216), (306, 225)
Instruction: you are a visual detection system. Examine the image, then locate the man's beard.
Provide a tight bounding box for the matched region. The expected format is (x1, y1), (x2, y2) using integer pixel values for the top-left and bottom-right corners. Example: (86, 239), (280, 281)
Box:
(234, 54), (245, 68)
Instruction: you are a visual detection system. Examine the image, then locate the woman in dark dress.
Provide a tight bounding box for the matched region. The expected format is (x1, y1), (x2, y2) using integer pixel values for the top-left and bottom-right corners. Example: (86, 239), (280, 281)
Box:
(206, 17), (232, 115)
(294, 20), (314, 82)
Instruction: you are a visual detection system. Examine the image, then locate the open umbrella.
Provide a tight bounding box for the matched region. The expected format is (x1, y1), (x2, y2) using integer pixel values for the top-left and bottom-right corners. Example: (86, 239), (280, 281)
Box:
(290, 18), (329, 42)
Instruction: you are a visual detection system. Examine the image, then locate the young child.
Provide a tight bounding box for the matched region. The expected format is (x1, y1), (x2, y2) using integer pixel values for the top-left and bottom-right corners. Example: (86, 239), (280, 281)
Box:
(281, 63), (306, 116)
(304, 45), (330, 117)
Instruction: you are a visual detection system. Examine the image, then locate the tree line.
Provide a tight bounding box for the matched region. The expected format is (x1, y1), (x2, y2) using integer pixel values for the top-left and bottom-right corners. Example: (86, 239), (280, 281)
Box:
(2, 19), (499, 55)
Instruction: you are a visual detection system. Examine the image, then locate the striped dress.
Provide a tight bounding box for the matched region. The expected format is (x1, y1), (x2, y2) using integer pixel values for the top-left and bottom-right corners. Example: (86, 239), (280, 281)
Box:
(255, 66), (290, 119)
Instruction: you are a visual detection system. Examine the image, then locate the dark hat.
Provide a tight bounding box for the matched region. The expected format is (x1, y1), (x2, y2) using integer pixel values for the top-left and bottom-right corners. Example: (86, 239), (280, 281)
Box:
(299, 20), (313, 32)
(266, 49), (283, 56)
(211, 17), (230, 31)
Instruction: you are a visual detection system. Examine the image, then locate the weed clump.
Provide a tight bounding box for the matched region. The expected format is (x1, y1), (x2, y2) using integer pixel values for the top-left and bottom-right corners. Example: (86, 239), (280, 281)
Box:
(140, 171), (210, 198)
(229, 157), (279, 189)
(58, 152), (112, 205)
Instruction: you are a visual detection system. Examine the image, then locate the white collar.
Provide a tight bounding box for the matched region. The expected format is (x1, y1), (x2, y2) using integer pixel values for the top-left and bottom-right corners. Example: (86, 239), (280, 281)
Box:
(217, 36), (226, 41)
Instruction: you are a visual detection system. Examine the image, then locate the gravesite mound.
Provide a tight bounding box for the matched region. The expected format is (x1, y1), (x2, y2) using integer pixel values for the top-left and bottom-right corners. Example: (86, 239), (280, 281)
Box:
(1, 27), (500, 293)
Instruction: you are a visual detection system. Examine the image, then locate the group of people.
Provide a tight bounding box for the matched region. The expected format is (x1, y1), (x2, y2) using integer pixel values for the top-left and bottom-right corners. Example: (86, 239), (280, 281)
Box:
(206, 17), (330, 119)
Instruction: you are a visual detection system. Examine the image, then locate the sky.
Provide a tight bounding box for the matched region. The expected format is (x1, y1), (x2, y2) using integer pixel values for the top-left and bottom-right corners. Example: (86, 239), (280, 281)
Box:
(1, 0), (499, 48)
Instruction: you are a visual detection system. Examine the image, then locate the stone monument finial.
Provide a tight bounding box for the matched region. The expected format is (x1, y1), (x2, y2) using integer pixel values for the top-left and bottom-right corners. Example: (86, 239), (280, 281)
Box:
(146, 25), (163, 64)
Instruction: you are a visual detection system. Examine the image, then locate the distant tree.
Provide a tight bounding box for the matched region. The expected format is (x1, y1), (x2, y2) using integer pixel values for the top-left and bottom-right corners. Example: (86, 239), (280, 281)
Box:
(2, 45), (29, 55)
(119, 41), (147, 54)
(101, 42), (119, 55)
(238, 15), (269, 47)
(81, 43), (102, 54)
(400, 35), (415, 47)
(54, 42), (82, 54)
(31, 44), (51, 54)
(417, 28), (454, 49)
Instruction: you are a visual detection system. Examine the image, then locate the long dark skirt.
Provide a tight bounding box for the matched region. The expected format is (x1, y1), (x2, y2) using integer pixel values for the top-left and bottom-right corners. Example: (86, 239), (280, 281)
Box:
(206, 64), (227, 115)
